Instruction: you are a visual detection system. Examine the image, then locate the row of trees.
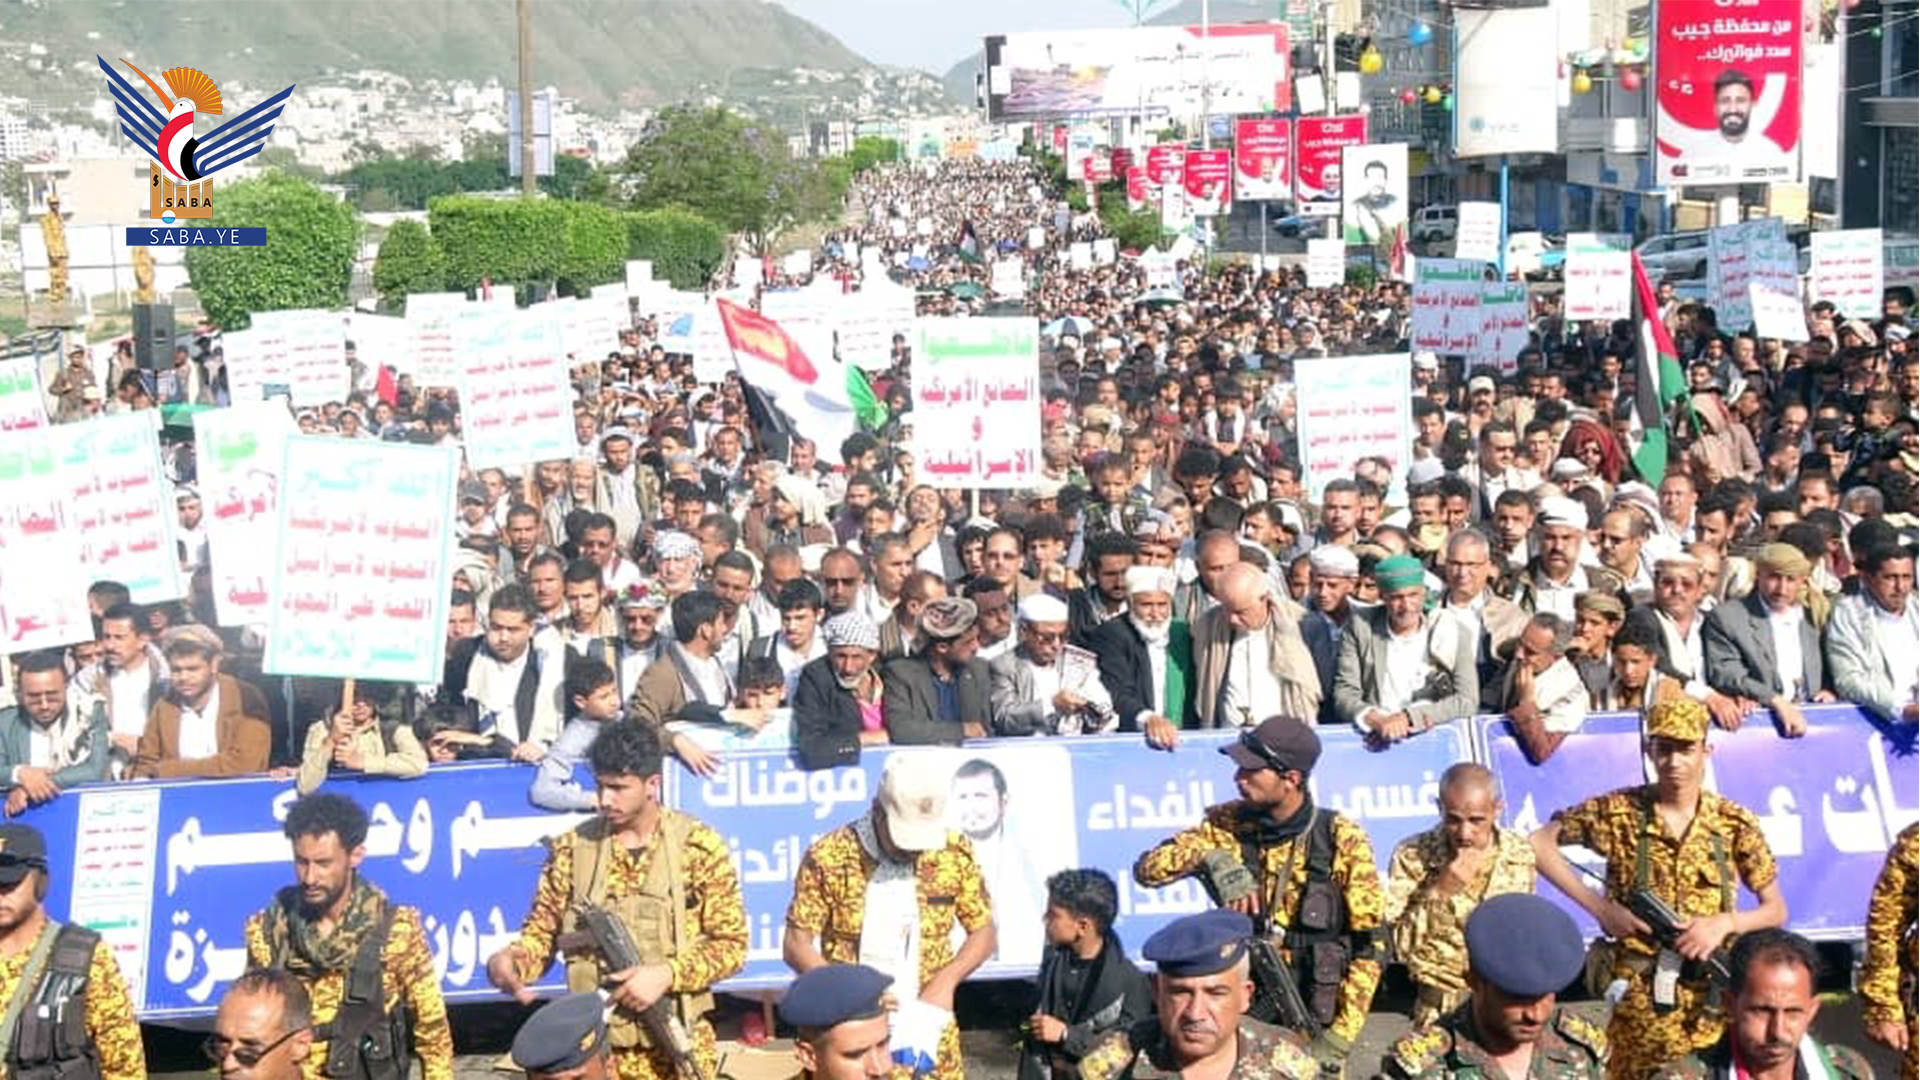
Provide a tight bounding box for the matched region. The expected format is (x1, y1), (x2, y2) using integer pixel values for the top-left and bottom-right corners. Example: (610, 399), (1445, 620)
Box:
(184, 107), (901, 329)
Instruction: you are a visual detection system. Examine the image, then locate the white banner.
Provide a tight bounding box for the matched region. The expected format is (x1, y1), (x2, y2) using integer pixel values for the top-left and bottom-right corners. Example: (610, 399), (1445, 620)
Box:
(990, 259), (1027, 299)
(1306, 239), (1345, 288)
(1294, 353), (1412, 503)
(1475, 283), (1532, 373)
(1563, 234), (1633, 322)
(405, 291), (470, 387)
(0, 432), (96, 648)
(1142, 251), (1179, 290)
(624, 259), (653, 296)
(1453, 6), (1560, 156)
(1092, 238), (1118, 266)
(454, 308), (577, 468)
(1710, 219), (1792, 334)
(1453, 202), (1502, 264)
(0, 357), (48, 433)
(193, 403), (292, 626)
(910, 318), (1042, 489)
(1411, 259), (1486, 355)
(1808, 229), (1882, 319)
(1069, 242), (1094, 272)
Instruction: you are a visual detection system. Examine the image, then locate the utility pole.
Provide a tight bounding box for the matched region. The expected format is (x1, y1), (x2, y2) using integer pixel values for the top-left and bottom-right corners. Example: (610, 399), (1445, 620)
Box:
(1200, 0), (1213, 150)
(517, 0), (535, 197)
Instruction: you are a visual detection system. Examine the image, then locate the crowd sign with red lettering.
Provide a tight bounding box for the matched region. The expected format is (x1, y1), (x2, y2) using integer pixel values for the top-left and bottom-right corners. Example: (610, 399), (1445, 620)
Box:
(1126, 167), (1149, 211)
(1654, 0), (1803, 185)
(453, 307), (578, 469)
(1294, 115), (1366, 215)
(265, 437), (460, 683)
(1183, 149), (1233, 216)
(911, 319), (1042, 490)
(193, 403), (293, 627)
(1411, 258), (1488, 355)
(1233, 117), (1292, 201)
(1294, 353), (1412, 503)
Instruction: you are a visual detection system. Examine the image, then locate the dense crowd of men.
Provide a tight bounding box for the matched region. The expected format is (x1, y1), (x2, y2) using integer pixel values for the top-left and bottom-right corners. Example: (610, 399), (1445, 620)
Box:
(1, 153), (1914, 1080)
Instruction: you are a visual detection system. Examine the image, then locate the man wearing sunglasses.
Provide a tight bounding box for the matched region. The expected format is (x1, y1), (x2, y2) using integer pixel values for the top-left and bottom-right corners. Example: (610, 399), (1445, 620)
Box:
(209, 968), (314, 1080)
(1133, 717), (1383, 1079)
(0, 822), (145, 1079)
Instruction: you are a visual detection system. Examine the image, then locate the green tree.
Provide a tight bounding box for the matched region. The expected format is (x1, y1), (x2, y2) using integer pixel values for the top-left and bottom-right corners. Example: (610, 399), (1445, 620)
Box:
(372, 219), (448, 306)
(617, 105), (816, 253)
(184, 172), (359, 330)
(429, 196), (625, 296)
(624, 208), (726, 290)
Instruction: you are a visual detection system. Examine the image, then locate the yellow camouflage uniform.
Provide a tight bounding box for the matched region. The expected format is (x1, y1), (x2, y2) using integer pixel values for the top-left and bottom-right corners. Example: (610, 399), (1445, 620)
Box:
(1381, 1005), (1608, 1080)
(1860, 822), (1917, 1080)
(1077, 1016), (1320, 1080)
(0, 922), (145, 1080)
(243, 891), (454, 1080)
(1133, 802), (1384, 1051)
(508, 813), (748, 1080)
(1383, 827), (1538, 1026)
(1550, 786), (1777, 1080)
(784, 822), (995, 1080)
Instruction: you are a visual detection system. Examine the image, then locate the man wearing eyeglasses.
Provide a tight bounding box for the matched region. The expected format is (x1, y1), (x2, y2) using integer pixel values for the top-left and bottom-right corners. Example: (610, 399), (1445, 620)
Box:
(209, 969), (315, 1080)
(989, 594), (1116, 736)
(1133, 717), (1383, 1078)
(0, 822), (145, 1079)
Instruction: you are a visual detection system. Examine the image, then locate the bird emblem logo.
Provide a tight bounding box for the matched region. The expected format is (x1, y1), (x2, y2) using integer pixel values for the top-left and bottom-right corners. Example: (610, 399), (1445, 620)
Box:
(97, 56), (295, 224)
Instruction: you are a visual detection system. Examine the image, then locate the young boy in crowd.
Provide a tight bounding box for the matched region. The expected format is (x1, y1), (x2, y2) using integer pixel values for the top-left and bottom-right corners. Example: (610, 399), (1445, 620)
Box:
(1021, 869), (1151, 1080)
(530, 656), (622, 811)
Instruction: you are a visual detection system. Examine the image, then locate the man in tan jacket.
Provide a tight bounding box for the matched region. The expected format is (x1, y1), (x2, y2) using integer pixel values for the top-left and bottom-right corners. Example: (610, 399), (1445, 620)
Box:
(132, 626), (271, 779)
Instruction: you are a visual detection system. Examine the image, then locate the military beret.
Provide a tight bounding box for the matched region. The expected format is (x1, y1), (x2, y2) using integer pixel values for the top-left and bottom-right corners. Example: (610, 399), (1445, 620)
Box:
(1466, 894), (1584, 997)
(1142, 909), (1252, 977)
(510, 992), (607, 1073)
(777, 964), (893, 1029)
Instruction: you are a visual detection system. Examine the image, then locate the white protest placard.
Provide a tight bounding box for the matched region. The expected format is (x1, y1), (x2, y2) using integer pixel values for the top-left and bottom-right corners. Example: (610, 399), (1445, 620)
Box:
(223, 319), (290, 404)
(1092, 238), (1118, 266)
(1411, 259), (1485, 355)
(1453, 202), (1502, 264)
(59, 412), (184, 603)
(250, 309), (348, 407)
(455, 308), (577, 468)
(911, 318), (1042, 489)
(783, 250), (813, 278)
(990, 258), (1027, 300)
(732, 258), (765, 291)
(1027, 225), (1047, 250)
(193, 403), (292, 626)
(1294, 353), (1413, 504)
(1069, 242), (1094, 272)
(1809, 229), (1882, 319)
(689, 303), (736, 384)
(0, 357), (48, 433)
(1306, 239), (1345, 288)
(915, 217), (933, 237)
(1475, 283), (1532, 373)
(836, 289), (916, 371)
(0, 431), (93, 649)
(1750, 279), (1809, 341)
(347, 312), (409, 384)
(624, 259), (653, 296)
(405, 291), (469, 386)
(1142, 251), (1180, 290)
(1563, 234), (1632, 322)
(1709, 218), (1789, 334)
(265, 437), (460, 683)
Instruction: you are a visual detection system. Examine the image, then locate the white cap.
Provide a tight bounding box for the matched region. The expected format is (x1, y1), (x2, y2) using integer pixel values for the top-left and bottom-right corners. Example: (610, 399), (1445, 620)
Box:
(1017, 594), (1069, 624)
(1539, 496), (1589, 531)
(1125, 566), (1178, 598)
(1407, 458), (1445, 485)
(1309, 545), (1359, 577)
(1413, 351), (1440, 369)
(876, 752), (953, 852)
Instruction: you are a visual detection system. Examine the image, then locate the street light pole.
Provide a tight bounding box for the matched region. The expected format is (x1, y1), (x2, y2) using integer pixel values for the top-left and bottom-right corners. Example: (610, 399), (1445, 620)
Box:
(517, 0), (535, 197)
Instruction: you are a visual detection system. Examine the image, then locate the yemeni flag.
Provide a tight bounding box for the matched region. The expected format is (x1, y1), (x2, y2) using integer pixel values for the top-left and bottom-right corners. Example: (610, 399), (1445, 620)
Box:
(714, 299), (884, 456)
(956, 218), (982, 263)
(1629, 252), (1688, 485)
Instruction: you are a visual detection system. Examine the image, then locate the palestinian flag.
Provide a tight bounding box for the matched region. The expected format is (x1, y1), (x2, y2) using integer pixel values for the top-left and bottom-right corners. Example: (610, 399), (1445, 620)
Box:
(715, 299), (884, 457)
(956, 218), (982, 263)
(1629, 252), (1688, 485)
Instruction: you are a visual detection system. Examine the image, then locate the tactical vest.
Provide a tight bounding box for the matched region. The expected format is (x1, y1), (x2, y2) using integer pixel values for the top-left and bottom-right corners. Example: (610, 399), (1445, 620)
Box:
(562, 811), (713, 1050)
(5, 923), (103, 1080)
(320, 908), (410, 1080)
(1247, 809), (1354, 1028)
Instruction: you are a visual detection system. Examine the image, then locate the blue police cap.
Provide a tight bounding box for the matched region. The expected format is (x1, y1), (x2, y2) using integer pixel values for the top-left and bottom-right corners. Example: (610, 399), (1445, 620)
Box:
(778, 964), (894, 1029)
(511, 992), (607, 1073)
(1465, 894), (1585, 997)
(1141, 909), (1253, 977)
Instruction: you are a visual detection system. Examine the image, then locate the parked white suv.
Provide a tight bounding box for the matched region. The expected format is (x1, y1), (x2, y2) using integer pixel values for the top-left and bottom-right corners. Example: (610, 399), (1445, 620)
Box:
(1412, 205), (1457, 243)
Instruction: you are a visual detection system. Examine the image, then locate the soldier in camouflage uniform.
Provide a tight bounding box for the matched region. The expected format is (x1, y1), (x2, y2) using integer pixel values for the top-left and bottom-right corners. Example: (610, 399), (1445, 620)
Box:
(1380, 893), (1605, 1080)
(1079, 910), (1318, 1080)
(1859, 823), (1916, 1080)
(1648, 929), (1874, 1080)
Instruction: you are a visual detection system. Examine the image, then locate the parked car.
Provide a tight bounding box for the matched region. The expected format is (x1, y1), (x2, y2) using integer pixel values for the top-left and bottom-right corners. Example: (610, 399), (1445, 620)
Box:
(1270, 213), (1315, 237)
(1412, 205), (1458, 243)
(1507, 232), (1566, 279)
(1635, 231), (1711, 282)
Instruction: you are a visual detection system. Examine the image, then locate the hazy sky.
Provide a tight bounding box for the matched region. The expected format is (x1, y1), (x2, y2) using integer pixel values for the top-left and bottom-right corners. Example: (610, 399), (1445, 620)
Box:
(772, 0), (1138, 74)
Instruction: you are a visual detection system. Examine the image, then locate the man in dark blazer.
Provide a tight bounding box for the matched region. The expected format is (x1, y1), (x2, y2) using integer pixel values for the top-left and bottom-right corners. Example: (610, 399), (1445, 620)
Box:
(1703, 542), (1832, 737)
(881, 597), (992, 744)
(1090, 566), (1194, 749)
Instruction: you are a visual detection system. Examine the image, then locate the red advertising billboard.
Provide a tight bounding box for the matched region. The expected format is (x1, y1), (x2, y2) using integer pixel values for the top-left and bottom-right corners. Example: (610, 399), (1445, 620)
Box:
(1126, 167), (1149, 211)
(1145, 144), (1188, 187)
(1052, 125), (1068, 154)
(1294, 114), (1367, 213)
(1653, 0), (1803, 185)
(1083, 154), (1114, 184)
(1183, 148), (1232, 215)
(1111, 147), (1134, 176)
(1233, 117), (1292, 201)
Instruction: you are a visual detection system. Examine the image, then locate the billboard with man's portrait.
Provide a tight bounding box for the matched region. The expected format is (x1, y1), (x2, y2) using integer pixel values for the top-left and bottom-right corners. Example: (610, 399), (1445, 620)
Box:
(1653, 0), (1803, 186)
(1340, 143), (1408, 246)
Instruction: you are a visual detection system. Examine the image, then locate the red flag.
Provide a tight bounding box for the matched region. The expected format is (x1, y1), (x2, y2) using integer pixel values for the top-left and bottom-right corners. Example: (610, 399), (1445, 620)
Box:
(715, 298), (818, 384)
(375, 364), (398, 406)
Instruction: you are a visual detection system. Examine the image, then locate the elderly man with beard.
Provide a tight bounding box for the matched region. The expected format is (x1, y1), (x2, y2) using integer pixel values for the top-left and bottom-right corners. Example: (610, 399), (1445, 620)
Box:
(991, 594), (1118, 736)
(1334, 557), (1481, 747)
(244, 793), (452, 1080)
(1090, 567), (1195, 751)
(1510, 499), (1626, 620)
(792, 613), (890, 770)
(1649, 930), (1873, 1080)
(1194, 563), (1322, 731)
(1381, 895), (1605, 1080)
